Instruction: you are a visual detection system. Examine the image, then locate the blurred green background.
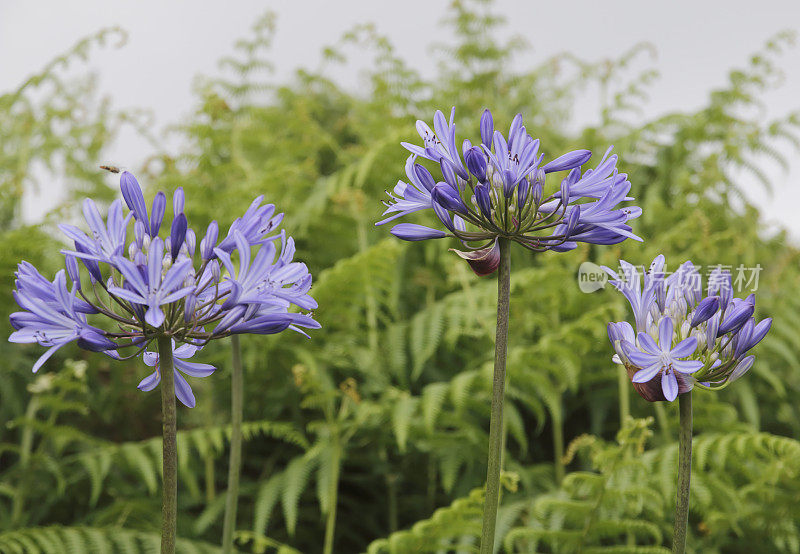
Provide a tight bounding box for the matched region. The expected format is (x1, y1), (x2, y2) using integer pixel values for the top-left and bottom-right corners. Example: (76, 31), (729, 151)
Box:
(2, 1), (800, 552)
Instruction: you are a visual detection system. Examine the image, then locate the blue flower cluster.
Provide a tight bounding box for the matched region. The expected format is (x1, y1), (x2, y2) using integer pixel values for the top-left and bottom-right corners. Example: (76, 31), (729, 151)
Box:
(9, 172), (319, 407)
(377, 108), (641, 274)
(606, 256), (771, 402)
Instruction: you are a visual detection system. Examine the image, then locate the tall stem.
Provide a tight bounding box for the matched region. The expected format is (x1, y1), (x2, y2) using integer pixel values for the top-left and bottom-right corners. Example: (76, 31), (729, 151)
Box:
(11, 397), (39, 527)
(618, 364), (630, 427)
(672, 391), (693, 554)
(158, 335), (177, 554)
(222, 335), (244, 554)
(552, 399), (565, 485)
(480, 237), (511, 554)
(323, 435), (341, 554)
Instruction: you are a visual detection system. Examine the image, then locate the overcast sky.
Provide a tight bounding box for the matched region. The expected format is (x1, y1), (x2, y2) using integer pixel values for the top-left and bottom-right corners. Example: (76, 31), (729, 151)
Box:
(2, 0), (799, 238)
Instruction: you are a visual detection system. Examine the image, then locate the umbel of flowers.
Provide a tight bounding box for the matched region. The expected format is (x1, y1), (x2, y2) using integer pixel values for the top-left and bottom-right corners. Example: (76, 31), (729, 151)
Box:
(604, 255), (771, 553)
(377, 107), (641, 275)
(9, 172), (319, 553)
(377, 108), (641, 554)
(605, 256), (771, 402)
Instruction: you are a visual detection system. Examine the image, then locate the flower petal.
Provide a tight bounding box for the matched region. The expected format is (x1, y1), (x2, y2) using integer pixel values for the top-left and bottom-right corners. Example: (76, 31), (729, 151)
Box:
(137, 369), (161, 391)
(173, 370), (196, 408)
(661, 372), (679, 402)
(637, 332), (660, 355)
(658, 317), (674, 351)
(670, 336), (697, 359)
(632, 363), (661, 383)
(673, 360), (704, 374)
(175, 359), (216, 377)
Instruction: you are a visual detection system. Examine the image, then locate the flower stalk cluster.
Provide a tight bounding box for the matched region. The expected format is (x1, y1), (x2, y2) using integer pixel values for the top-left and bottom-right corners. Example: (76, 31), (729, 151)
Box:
(378, 108), (642, 554)
(605, 256), (771, 402)
(378, 108), (641, 274)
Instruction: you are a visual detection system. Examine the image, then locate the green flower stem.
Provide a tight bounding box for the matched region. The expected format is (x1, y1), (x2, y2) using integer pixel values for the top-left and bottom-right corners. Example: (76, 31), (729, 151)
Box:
(672, 391), (693, 554)
(618, 364), (630, 426)
(552, 398), (565, 484)
(157, 335), (178, 554)
(222, 335), (244, 554)
(480, 237), (511, 554)
(323, 434), (341, 554)
(11, 396), (39, 527)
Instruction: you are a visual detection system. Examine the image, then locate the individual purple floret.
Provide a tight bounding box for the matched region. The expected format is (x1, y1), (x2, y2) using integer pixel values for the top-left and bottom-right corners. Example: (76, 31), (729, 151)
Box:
(138, 341), (216, 408)
(378, 107), (641, 274)
(605, 255), (771, 401)
(9, 171), (320, 407)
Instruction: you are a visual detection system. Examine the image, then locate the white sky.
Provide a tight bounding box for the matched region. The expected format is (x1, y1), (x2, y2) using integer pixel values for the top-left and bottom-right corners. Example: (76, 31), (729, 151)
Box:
(2, 0), (799, 238)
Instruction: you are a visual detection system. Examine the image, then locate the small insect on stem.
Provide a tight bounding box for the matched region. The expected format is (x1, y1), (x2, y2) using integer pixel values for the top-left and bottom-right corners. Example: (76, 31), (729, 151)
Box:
(100, 165), (122, 174)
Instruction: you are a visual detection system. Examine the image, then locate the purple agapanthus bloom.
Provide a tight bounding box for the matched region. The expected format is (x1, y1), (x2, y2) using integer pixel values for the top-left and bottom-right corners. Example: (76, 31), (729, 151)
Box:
(605, 256), (771, 401)
(379, 108), (641, 274)
(9, 171), (319, 407)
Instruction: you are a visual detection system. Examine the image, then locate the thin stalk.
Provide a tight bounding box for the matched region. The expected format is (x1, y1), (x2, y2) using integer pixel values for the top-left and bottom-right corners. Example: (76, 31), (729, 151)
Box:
(672, 391), (693, 553)
(158, 335), (178, 554)
(11, 397), (39, 527)
(323, 435), (341, 554)
(222, 335), (244, 554)
(618, 365), (630, 427)
(479, 237), (511, 554)
(552, 399), (565, 485)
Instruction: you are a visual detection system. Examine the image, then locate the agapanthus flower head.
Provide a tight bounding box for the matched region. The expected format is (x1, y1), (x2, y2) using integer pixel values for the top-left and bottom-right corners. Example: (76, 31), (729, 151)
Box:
(605, 256), (771, 402)
(9, 171), (320, 407)
(377, 108), (642, 274)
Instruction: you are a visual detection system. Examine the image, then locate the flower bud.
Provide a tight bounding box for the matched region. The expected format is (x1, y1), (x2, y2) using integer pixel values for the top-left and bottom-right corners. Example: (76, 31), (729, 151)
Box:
(480, 109), (494, 146)
(149, 191), (166, 237)
(390, 223), (447, 241)
(75, 243), (102, 282)
(531, 169), (544, 206)
(474, 184), (492, 220)
(717, 299), (754, 337)
(517, 177), (530, 209)
(120, 172), (149, 224)
(431, 184), (467, 215)
(201, 221), (219, 260)
(413, 165), (436, 192)
(170, 213), (188, 262)
(690, 296), (719, 327)
(542, 149), (592, 174)
(77, 329), (117, 352)
(184, 293), (196, 323)
(65, 254), (81, 290)
(173, 187), (185, 216)
(134, 220), (147, 248)
(728, 355), (754, 383)
(440, 159), (460, 192)
(734, 319), (755, 359)
(465, 147), (487, 182)
(560, 177), (571, 204)
(564, 205), (580, 237)
(185, 228), (196, 257)
(431, 201), (455, 232)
